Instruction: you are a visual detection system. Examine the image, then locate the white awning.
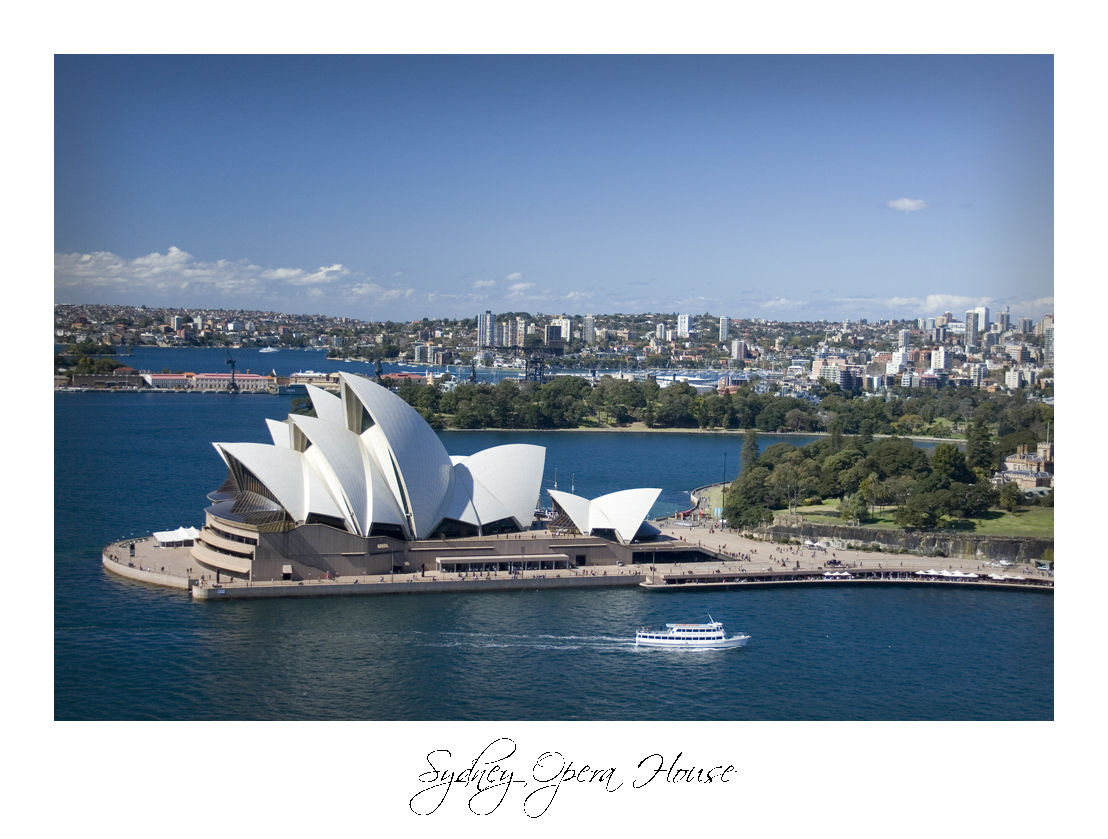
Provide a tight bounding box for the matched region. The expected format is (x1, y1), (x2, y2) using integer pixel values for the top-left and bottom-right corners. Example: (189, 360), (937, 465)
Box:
(153, 526), (200, 545)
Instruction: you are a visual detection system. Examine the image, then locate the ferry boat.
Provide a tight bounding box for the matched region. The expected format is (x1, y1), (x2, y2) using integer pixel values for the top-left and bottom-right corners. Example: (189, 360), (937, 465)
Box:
(259, 347), (279, 354)
(635, 617), (750, 649)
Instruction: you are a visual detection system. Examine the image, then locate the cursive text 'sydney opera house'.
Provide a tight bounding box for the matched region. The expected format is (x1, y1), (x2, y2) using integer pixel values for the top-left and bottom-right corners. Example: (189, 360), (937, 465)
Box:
(189, 372), (661, 582)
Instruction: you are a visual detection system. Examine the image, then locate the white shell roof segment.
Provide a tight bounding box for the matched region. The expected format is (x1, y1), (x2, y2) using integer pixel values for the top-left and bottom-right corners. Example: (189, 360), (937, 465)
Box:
(340, 373), (455, 539)
(265, 419), (292, 448)
(548, 487), (662, 543)
(214, 442), (345, 524)
(207, 374), (553, 541)
(289, 413), (372, 535)
(306, 384), (344, 427)
(461, 445), (546, 529)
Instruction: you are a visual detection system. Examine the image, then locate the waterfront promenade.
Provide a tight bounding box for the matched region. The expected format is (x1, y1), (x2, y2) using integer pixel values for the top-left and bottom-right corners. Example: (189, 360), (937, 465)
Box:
(102, 523), (1053, 599)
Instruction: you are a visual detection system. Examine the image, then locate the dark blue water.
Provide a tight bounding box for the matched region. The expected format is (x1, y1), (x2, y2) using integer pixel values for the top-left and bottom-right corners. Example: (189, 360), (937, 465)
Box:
(54, 391), (1053, 720)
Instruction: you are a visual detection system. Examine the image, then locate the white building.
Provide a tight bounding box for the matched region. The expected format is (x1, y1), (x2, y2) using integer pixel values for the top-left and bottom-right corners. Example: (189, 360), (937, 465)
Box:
(969, 363), (987, 387)
(583, 314), (596, 345)
(551, 316), (573, 342)
(184, 373), (662, 583)
(964, 310), (979, 348)
(975, 306), (990, 333)
(719, 316), (730, 342)
(677, 314), (690, 337)
(477, 310), (495, 347)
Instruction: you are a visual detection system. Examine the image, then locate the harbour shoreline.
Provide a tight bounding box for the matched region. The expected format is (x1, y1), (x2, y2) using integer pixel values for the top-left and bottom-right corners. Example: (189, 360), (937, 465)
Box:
(102, 522), (1053, 600)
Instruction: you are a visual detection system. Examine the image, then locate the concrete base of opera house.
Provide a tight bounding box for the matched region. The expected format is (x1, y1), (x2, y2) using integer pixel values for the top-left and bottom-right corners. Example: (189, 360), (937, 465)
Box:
(191, 573), (644, 599)
(102, 535), (648, 599)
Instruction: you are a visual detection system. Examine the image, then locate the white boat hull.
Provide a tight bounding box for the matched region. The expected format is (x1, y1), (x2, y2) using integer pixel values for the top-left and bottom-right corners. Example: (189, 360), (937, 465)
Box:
(635, 619), (749, 649)
(636, 635), (749, 649)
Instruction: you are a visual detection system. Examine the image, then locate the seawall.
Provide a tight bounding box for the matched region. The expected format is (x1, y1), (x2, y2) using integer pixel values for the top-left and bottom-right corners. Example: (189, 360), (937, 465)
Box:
(191, 573), (644, 600)
(102, 553), (192, 590)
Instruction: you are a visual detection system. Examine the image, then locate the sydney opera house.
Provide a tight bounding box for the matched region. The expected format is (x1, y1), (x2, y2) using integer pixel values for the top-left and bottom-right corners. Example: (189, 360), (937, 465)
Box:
(189, 372), (662, 582)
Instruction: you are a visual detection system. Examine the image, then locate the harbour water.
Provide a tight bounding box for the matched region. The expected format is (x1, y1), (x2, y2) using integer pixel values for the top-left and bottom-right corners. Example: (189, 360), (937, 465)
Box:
(54, 377), (1053, 720)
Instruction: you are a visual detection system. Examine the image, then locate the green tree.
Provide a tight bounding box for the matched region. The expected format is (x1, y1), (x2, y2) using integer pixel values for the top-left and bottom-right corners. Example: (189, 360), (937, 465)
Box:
(931, 443), (975, 484)
(840, 492), (868, 525)
(741, 428), (759, 476)
(965, 420), (995, 472)
(999, 483), (1023, 513)
(828, 417), (843, 453)
(894, 492), (943, 529)
(289, 396), (315, 416)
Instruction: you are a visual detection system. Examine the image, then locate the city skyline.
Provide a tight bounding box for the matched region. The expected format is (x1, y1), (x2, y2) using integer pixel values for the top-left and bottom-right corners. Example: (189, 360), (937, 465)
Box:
(55, 55), (1054, 324)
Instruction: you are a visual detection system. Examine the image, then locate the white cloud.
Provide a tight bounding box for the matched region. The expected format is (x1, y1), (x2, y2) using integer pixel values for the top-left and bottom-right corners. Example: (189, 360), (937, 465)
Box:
(258, 267), (305, 281)
(55, 247), (359, 305)
(285, 263), (349, 285)
(1019, 296), (1054, 312)
(886, 198), (928, 212)
(347, 283), (416, 301)
(473, 280), (496, 288)
(55, 247), (266, 297)
(761, 297), (806, 309)
(828, 294), (1008, 318)
(508, 282), (534, 292)
(505, 272), (523, 281)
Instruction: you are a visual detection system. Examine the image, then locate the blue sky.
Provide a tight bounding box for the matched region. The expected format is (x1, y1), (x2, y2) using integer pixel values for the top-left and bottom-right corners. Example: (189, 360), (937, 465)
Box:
(54, 55), (1054, 323)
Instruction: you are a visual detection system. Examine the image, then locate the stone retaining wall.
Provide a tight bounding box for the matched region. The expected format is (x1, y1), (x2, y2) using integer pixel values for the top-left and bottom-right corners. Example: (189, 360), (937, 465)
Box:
(752, 523), (1052, 562)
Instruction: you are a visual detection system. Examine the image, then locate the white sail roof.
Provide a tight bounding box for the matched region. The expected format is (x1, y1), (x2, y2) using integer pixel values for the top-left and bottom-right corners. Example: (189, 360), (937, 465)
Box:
(306, 384), (344, 426)
(548, 487), (661, 544)
(340, 373), (455, 539)
(460, 444), (546, 529)
(207, 375), (551, 541)
(265, 418), (292, 448)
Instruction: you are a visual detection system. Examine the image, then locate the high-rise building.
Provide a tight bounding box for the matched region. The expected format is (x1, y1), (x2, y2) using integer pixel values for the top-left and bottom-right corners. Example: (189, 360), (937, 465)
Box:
(677, 314), (690, 337)
(544, 323), (562, 344)
(1018, 317), (1033, 334)
(477, 310), (495, 348)
(964, 310), (979, 348)
(731, 339), (746, 360)
(656, 323), (666, 340)
(1044, 325), (1054, 370)
(898, 329), (910, 349)
(551, 316), (572, 342)
(719, 316), (730, 342)
(930, 347), (948, 370)
(995, 307), (1010, 333)
(583, 314), (595, 345)
(975, 306), (990, 333)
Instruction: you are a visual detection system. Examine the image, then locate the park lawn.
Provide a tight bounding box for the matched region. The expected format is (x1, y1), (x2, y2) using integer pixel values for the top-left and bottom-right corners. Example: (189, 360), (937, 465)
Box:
(963, 507), (1054, 537)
